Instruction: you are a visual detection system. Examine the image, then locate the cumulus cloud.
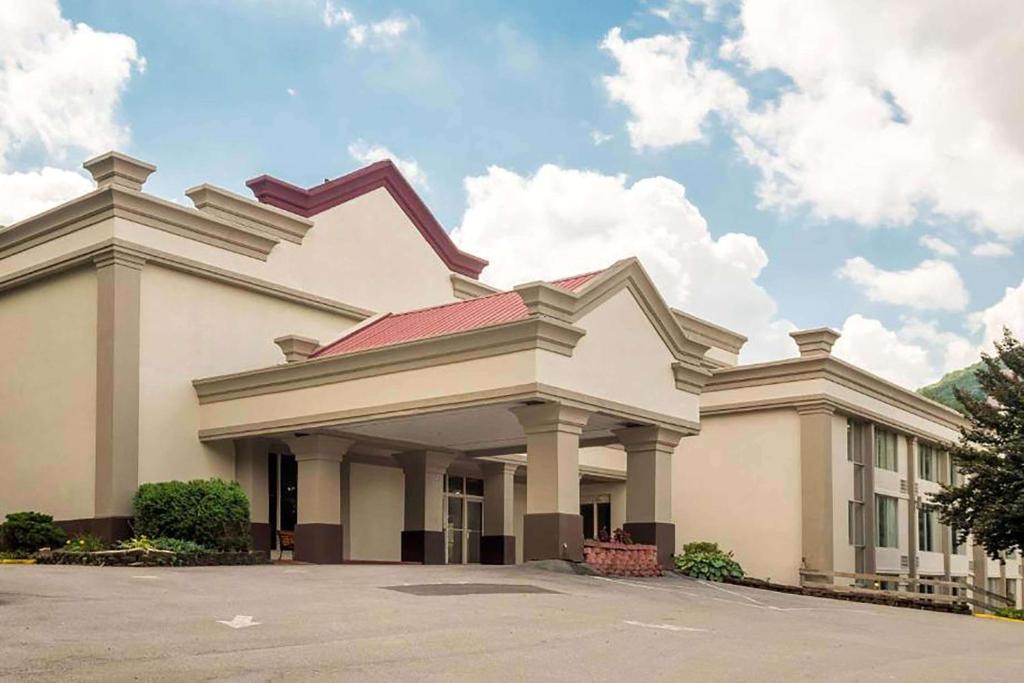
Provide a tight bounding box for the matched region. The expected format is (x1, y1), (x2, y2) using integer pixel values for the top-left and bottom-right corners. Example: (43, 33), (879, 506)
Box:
(918, 235), (957, 257)
(602, 2), (1024, 240)
(837, 257), (968, 311)
(601, 28), (747, 149)
(971, 241), (1013, 258)
(0, 0), (143, 225)
(321, 1), (412, 49)
(347, 140), (427, 189)
(970, 279), (1024, 350)
(450, 164), (794, 361)
(0, 167), (93, 226)
(590, 130), (613, 146)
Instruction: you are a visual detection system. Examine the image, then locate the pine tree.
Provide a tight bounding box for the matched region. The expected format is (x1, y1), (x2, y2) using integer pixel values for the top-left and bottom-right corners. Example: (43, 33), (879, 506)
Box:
(933, 328), (1024, 559)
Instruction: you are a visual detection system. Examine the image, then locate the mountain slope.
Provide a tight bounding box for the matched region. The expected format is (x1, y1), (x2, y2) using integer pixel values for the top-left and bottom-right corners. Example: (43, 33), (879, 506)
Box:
(918, 362), (983, 413)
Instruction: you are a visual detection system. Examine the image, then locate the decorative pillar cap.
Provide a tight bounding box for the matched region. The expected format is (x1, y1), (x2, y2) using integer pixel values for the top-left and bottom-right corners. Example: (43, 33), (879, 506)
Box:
(274, 334), (320, 363)
(789, 327), (841, 359)
(83, 151), (157, 191)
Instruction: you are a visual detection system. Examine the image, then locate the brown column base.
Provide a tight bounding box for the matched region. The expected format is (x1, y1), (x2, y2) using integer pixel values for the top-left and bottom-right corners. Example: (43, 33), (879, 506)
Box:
(624, 521), (675, 568)
(481, 535), (516, 564)
(249, 522), (271, 552)
(57, 517), (133, 544)
(402, 530), (445, 564)
(294, 523), (343, 564)
(524, 513), (583, 562)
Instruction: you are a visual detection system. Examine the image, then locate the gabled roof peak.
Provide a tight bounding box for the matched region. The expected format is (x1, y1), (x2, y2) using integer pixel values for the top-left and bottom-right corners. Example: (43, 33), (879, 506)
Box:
(246, 160), (488, 279)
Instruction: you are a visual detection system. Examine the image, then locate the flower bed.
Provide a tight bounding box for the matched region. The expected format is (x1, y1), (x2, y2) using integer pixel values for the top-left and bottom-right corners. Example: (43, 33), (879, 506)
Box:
(36, 548), (270, 567)
(583, 540), (662, 577)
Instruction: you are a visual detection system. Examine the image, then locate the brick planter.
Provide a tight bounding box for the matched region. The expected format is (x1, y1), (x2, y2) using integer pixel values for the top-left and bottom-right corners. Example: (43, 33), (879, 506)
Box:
(583, 540), (662, 577)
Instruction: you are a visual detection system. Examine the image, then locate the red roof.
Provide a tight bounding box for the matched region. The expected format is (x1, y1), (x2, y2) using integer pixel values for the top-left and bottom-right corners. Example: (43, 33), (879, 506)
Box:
(311, 270), (604, 359)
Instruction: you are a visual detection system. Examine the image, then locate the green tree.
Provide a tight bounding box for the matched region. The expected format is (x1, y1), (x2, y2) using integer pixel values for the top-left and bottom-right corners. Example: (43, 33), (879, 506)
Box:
(932, 329), (1024, 560)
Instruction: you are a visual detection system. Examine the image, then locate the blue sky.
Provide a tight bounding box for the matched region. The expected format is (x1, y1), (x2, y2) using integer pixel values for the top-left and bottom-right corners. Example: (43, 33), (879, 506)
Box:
(6, 0), (1024, 387)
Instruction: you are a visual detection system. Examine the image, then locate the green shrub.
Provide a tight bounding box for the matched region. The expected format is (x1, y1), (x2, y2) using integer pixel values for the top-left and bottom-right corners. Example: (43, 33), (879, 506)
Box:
(674, 540), (745, 582)
(116, 535), (158, 552)
(994, 607), (1024, 621)
(63, 533), (106, 552)
(0, 512), (66, 554)
(132, 479), (251, 551)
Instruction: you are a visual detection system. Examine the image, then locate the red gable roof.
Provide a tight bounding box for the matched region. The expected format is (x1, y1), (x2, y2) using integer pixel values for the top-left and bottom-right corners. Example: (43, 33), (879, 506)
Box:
(246, 160), (488, 279)
(311, 270), (603, 359)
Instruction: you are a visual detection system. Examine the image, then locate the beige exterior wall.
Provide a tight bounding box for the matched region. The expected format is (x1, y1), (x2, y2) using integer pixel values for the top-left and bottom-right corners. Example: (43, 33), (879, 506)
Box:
(514, 480), (527, 564)
(538, 288), (700, 423)
(113, 187), (459, 312)
(0, 268), (98, 520)
(831, 415), (856, 574)
(138, 265), (359, 483)
(342, 462), (404, 562)
(675, 409), (803, 584)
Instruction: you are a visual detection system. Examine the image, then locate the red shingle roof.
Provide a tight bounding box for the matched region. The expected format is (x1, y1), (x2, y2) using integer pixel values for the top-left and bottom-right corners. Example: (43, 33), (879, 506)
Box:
(311, 270), (604, 359)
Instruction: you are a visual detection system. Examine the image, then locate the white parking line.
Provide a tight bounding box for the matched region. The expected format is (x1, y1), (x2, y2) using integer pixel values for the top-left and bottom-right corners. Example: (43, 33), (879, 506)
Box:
(624, 620), (707, 633)
(131, 575), (159, 580)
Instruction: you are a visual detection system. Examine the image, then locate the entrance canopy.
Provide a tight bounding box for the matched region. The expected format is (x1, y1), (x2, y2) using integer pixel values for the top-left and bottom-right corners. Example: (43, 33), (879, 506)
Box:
(193, 258), (710, 452)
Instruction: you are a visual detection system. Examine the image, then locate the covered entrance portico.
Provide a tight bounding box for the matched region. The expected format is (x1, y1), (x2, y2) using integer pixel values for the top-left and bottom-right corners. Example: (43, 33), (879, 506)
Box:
(195, 259), (710, 567)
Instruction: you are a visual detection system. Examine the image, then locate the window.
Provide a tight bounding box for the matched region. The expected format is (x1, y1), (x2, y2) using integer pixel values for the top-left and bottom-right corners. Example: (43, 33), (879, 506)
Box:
(918, 444), (939, 482)
(876, 494), (899, 548)
(580, 497), (612, 540)
(848, 501), (864, 546)
(875, 430), (898, 471)
(918, 506), (938, 552)
(951, 527), (967, 556)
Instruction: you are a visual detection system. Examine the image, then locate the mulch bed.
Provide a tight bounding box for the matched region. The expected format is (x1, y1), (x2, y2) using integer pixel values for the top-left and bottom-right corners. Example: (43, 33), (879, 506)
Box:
(35, 548), (270, 567)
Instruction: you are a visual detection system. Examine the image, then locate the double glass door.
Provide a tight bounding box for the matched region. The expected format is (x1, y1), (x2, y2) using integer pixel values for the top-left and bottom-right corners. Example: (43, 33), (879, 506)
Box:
(445, 476), (483, 564)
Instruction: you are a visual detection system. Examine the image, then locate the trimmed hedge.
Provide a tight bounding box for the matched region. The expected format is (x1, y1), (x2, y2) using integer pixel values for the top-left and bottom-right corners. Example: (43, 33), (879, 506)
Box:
(1, 512), (66, 554)
(132, 479), (251, 551)
(37, 548), (270, 567)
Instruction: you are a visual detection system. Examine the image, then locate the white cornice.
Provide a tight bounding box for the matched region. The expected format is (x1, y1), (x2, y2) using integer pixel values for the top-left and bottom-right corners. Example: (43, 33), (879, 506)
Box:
(186, 183), (313, 245)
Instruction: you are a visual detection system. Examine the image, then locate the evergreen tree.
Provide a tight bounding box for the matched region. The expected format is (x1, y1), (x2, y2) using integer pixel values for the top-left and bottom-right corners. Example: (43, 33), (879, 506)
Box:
(933, 328), (1024, 559)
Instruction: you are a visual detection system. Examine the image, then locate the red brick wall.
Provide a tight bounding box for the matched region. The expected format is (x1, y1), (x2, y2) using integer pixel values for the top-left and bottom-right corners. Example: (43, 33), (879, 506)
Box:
(583, 540), (662, 577)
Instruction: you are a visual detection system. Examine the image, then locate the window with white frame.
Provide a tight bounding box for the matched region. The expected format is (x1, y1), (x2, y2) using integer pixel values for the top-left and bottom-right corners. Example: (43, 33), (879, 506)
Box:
(875, 430), (898, 471)
(876, 494), (899, 548)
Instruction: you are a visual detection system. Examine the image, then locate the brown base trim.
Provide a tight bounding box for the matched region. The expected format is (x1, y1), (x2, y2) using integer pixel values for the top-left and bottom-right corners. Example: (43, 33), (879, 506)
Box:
(294, 523), (343, 564)
(401, 530), (445, 564)
(624, 522), (675, 568)
(481, 535), (516, 564)
(57, 517), (133, 544)
(249, 522), (271, 552)
(524, 513), (583, 562)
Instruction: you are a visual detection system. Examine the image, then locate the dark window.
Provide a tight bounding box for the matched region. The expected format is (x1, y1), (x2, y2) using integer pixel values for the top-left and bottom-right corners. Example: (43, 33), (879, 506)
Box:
(580, 504), (596, 540)
(280, 454), (297, 533)
(597, 502), (611, 539)
(465, 478), (484, 497)
(268, 454), (279, 550)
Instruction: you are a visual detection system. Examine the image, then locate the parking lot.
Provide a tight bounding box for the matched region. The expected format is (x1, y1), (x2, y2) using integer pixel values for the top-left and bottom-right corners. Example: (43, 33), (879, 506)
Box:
(2, 563), (1022, 681)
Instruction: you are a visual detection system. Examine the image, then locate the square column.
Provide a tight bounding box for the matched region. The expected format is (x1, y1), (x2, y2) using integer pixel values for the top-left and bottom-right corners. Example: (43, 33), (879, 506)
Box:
(481, 462), (519, 564)
(615, 425), (684, 568)
(285, 435), (354, 564)
(512, 403), (591, 563)
(235, 438), (271, 552)
(395, 450), (457, 564)
(798, 403), (835, 574)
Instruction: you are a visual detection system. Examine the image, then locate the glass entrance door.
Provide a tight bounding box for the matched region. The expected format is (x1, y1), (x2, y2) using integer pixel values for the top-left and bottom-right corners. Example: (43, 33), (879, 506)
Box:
(445, 476), (484, 564)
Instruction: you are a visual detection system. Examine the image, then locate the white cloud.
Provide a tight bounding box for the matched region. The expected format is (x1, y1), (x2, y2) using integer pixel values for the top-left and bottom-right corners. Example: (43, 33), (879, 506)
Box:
(603, 2), (1024, 240)
(590, 130), (613, 146)
(286, 87), (297, 97)
(918, 235), (957, 257)
(971, 241), (1013, 258)
(832, 314), (976, 389)
(0, 0), (143, 225)
(450, 164), (794, 361)
(0, 167), (93, 226)
(321, 1), (412, 49)
(969, 279), (1024, 350)
(0, 0), (144, 165)
(837, 257), (968, 311)
(601, 28), (747, 149)
(347, 140), (427, 189)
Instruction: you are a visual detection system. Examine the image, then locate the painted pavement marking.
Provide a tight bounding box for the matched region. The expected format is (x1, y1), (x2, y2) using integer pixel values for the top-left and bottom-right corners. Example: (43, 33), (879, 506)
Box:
(217, 615), (261, 629)
(624, 620), (707, 633)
